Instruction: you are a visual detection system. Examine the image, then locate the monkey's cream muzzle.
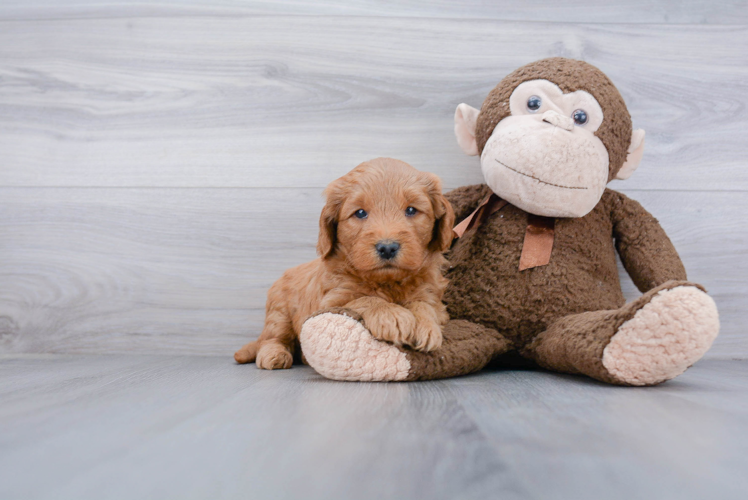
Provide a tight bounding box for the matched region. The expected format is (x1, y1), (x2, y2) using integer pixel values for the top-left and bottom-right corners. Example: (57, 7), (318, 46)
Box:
(480, 112), (609, 218)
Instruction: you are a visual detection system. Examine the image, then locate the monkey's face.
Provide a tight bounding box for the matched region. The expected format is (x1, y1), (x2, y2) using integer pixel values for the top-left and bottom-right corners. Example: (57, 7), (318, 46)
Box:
(480, 79), (609, 218)
(454, 59), (645, 219)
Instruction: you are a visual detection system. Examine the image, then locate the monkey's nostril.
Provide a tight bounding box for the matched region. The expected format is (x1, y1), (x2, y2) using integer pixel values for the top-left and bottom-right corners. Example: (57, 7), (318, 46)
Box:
(375, 241), (400, 261)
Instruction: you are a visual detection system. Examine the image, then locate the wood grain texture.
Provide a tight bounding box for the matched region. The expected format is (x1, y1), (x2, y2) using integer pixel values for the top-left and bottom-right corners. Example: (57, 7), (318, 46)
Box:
(1, 355), (747, 500)
(0, 2), (745, 359)
(0, 187), (320, 355)
(0, 187), (745, 358)
(0, 16), (746, 190)
(1, 0), (747, 23)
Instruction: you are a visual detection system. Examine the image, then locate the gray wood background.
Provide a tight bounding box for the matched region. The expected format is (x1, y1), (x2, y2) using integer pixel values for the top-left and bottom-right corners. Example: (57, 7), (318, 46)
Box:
(1, 0), (746, 358)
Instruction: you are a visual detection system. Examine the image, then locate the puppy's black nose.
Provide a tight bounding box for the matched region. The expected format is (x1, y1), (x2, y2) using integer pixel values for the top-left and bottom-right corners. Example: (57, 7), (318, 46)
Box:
(375, 241), (400, 260)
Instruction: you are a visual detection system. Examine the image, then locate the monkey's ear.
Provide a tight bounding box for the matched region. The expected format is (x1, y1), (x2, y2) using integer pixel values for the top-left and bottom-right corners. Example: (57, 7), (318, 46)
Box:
(615, 129), (645, 180)
(454, 103), (480, 156)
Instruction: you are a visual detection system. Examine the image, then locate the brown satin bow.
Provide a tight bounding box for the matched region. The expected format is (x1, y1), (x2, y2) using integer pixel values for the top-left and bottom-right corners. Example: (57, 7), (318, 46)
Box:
(452, 193), (555, 271)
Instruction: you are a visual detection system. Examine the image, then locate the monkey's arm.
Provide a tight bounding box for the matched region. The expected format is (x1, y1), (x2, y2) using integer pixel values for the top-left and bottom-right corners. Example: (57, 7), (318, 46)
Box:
(445, 184), (492, 224)
(608, 190), (687, 292)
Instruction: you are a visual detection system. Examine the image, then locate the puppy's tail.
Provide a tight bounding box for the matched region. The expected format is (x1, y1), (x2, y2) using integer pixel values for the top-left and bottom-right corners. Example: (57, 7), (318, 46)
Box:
(234, 340), (260, 364)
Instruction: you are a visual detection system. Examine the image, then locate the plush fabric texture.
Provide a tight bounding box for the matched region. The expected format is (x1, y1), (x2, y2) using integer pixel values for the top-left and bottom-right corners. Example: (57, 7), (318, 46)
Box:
(522, 280), (703, 384)
(298, 58), (719, 386)
(300, 186), (709, 385)
(443, 184), (687, 348)
(481, 110), (610, 217)
(602, 285), (720, 385)
(300, 308), (411, 381)
(298, 129), (714, 386)
(616, 129), (646, 180)
(299, 282), (718, 385)
(475, 58), (632, 180)
(404, 319), (512, 381)
(300, 308), (512, 382)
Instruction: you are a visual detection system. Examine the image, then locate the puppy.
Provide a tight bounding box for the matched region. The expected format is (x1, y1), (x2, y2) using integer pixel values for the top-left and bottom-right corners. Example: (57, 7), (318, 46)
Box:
(234, 157), (455, 369)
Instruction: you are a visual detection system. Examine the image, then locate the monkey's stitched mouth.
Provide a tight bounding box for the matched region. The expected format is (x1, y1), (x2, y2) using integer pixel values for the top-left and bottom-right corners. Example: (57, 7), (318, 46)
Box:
(495, 159), (587, 190)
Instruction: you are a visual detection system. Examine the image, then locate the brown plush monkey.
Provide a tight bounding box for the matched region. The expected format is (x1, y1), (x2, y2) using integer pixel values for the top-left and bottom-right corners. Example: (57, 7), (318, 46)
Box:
(299, 58), (720, 386)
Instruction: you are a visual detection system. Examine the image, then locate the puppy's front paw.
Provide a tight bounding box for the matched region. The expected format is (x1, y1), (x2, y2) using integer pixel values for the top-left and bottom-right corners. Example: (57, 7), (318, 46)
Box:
(412, 319), (443, 352)
(363, 304), (416, 348)
(256, 342), (293, 370)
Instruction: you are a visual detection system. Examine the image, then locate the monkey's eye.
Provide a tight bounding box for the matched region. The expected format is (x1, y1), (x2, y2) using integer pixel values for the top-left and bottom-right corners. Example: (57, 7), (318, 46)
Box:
(572, 109), (588, 125)
(405, 207), (418, 217)
(527, 95), (542, 113)
(354, 209), (368, 219)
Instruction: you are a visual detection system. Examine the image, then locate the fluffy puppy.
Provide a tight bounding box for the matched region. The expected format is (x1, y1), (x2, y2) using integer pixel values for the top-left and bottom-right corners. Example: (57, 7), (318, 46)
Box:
(234, 157), (455, 369)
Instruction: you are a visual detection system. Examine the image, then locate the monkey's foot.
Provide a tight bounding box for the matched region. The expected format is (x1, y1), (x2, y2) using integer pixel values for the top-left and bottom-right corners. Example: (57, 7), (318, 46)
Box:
(300, 309), (411, 381)
(602, 285), (720, 386)
(301, 309), (512, 382)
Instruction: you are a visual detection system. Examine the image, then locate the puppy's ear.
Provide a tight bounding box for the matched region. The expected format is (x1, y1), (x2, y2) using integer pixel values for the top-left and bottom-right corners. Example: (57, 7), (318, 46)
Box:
(317, 179), (344, 259)
(426, 175), (456, 252)
(430, 193), (456, 252)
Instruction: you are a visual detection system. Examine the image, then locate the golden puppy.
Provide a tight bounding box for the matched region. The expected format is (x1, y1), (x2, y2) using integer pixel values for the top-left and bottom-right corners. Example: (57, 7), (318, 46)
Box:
(234, 157), (455, 369)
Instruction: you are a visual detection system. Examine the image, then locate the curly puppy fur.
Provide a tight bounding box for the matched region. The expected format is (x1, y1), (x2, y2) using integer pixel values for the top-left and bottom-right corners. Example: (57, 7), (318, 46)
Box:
(234, 158), (455, 369)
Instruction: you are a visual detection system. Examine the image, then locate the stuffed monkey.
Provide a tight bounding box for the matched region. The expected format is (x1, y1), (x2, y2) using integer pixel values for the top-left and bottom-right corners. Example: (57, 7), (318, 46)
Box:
(299, 58), (720, 386)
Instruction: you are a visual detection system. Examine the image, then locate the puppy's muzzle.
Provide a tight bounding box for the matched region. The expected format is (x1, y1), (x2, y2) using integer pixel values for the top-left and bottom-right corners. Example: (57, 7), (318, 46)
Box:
(375, 240), (400, 261)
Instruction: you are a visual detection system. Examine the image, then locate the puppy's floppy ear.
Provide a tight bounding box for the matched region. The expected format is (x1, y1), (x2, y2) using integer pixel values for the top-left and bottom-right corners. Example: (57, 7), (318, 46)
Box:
(430, 194), (456, 252)
(426, 174), (456, 252)
(317, 178), (345, 259)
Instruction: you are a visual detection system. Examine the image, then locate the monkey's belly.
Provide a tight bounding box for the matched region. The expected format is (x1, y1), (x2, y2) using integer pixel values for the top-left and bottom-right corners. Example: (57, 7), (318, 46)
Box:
(444, 207), (625, 346)
(445, 265), (625, 345)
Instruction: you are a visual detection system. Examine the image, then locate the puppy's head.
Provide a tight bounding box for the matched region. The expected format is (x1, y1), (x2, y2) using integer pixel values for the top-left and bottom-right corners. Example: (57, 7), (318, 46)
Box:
(317, 158), (455, 281)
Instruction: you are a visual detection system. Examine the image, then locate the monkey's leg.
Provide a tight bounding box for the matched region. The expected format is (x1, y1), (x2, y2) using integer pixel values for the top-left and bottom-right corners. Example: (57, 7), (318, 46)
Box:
(299, 309), (512, 382)
(522, 281), (720, 386)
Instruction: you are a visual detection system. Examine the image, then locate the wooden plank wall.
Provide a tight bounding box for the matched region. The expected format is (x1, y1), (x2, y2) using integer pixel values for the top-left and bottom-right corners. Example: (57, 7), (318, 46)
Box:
(1, 1), (746, 357)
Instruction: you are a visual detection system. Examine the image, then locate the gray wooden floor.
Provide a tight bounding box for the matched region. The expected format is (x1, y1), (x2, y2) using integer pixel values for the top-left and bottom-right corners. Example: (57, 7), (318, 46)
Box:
(1, 355), (747, 500)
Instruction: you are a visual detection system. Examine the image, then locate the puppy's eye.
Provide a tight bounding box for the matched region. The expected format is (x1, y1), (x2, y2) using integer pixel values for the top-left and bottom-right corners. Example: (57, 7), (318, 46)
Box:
(405, 207), (418, 217)
(527, 95), (542, 113)
(354, 209), (368, 219)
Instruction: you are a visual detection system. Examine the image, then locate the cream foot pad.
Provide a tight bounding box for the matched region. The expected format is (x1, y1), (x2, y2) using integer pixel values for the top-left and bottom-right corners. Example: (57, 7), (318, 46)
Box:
(603, 286), (720, 386)
(300, 312), (411, 382)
